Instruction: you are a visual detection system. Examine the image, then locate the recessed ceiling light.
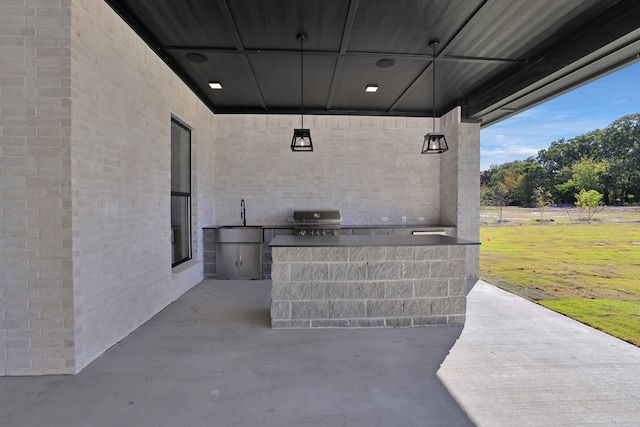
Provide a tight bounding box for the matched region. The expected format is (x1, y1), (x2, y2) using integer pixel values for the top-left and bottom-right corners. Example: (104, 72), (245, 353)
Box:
(365, 84), (378, 93)
(208, 82), (223, 90)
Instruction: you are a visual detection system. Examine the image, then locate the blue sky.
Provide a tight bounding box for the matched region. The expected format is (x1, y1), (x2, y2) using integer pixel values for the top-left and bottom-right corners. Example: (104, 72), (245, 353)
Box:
(480, 61), (640, 171)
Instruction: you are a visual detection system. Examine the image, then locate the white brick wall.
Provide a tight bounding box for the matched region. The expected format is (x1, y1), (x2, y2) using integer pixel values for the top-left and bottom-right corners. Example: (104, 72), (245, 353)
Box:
(1, 0), (74, 375)
(69, 1), (215, 373)
(1, 0), (215, 375)
(213, 115), (442, 226)
(213, 110), (480, 279)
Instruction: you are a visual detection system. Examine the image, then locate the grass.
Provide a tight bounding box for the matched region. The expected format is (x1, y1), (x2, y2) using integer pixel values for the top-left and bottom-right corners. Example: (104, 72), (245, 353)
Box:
(480, 207), (640, 346)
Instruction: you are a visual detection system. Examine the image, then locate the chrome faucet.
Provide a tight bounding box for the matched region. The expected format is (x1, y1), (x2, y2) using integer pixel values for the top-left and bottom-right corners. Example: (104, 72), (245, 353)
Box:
(240, 199), (246, 226)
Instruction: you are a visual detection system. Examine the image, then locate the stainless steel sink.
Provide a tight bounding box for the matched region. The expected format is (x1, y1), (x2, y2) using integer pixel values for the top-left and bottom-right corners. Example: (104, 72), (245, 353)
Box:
(215, 226), (263, 243)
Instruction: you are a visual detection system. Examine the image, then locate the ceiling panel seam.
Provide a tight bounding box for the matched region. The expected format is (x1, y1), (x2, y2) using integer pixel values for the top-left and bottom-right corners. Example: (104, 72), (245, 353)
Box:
(216, 0), (267, 110)
(163, 46), (527, 64)
(438, 0), (490, 57)
(326, 0), (359, 110)
(388, 0), (490, 115)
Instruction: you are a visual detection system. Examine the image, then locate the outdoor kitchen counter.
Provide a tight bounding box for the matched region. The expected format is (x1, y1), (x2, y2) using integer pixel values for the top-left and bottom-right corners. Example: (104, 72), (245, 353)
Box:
(203, 225), (460, 280)
(269, 235), (479, 329)
(268, 234), (477, 247)
(203, 224), (454, 229)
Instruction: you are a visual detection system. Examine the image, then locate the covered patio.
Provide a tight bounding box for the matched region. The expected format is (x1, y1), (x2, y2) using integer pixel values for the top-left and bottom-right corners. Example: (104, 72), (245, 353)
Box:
(3, 0), (640, 377)
(2, 278), (638, 426)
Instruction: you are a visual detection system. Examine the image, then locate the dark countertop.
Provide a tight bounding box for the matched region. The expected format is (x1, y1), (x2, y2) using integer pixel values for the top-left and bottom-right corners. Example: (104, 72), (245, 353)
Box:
(203, 224), (454, 230)
(269, 234), (479, 247)
(203, 224), (290, 229)
(339, 224), (455, 229)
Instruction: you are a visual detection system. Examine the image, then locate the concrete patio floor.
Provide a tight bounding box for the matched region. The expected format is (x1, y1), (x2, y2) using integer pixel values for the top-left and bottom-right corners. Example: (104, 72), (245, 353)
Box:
(0, 279), (471, 427)
(439, 280), (640, 427)
(2, 279), (639, 426)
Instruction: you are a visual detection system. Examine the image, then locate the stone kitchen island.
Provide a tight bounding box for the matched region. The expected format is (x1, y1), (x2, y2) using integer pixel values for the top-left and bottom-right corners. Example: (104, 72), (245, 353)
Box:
(269, 234), (479, 328)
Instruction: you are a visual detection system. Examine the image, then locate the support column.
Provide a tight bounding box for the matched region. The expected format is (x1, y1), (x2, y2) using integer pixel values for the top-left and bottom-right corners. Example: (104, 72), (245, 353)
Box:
(439, 107), (481, 279)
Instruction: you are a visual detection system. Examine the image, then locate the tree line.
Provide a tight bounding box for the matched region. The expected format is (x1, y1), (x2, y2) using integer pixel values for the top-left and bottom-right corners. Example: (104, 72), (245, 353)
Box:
(481, 113), (640, 208)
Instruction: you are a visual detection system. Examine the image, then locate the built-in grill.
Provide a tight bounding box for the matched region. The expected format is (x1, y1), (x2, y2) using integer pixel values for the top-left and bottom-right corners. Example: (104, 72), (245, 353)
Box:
(293, 210), (341, 236)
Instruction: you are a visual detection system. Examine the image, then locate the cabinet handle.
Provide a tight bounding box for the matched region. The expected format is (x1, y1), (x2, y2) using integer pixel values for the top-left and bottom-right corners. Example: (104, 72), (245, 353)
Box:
(235, 257), (238, 267)
(239, 256), (243, 267)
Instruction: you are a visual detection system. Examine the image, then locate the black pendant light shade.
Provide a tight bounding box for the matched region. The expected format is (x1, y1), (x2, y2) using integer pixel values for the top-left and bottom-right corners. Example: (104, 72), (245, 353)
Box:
(422, 40), (448, 154)
(291, 128), (313, 151)
(291, 33), (313, 152)
(422, 132), (448, 154)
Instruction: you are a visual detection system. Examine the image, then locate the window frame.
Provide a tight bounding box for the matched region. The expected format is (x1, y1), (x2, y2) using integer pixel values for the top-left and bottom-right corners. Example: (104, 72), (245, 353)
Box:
(171, 117), (192, 268)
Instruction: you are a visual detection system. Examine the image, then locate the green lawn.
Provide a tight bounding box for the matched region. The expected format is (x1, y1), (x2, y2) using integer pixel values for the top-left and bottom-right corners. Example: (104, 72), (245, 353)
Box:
(480, 210), (640, 346)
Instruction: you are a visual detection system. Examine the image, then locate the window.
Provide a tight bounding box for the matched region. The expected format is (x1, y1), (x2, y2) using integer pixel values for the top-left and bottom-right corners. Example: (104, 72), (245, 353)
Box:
(171, 118), (191, 267)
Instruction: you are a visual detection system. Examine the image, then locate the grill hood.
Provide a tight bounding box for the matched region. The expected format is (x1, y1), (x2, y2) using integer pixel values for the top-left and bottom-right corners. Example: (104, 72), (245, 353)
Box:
(293, 210), (341, 230)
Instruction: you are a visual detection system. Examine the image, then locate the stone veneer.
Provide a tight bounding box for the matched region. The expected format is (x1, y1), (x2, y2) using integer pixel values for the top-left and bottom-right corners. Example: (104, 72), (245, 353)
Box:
(270, 245), (466, 328)
(204, 226), (456, 280)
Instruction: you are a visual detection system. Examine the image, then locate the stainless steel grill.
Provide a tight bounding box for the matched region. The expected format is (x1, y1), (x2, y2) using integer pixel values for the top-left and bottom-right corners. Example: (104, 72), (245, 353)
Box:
(293, 210), (341, 236)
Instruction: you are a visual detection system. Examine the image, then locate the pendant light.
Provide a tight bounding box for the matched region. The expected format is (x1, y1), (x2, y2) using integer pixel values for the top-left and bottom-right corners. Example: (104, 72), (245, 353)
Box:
(421, 40), (448, 154)
(291, 33), (313, 151)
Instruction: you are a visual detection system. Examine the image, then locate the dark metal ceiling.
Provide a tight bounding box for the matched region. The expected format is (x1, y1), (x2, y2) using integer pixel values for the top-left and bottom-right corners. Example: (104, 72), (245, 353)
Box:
(105, 0), (640, 126)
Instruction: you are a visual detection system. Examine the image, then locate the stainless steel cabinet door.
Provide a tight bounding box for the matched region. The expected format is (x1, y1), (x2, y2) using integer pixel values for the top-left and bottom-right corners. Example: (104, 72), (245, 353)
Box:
(216, 244), (240, 278)
(238, 244), (261, 279)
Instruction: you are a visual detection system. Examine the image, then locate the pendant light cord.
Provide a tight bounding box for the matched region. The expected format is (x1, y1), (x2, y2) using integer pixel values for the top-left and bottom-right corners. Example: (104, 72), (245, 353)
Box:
(432, 41), (437, 133)
(300, 34), (304, 129)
